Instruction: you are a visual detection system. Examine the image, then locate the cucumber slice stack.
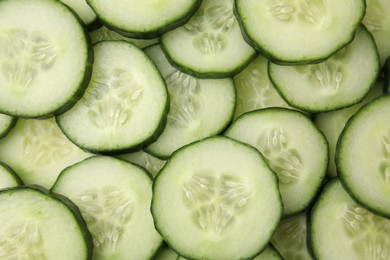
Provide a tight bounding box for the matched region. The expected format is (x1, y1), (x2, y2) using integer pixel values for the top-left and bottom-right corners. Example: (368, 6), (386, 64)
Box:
(0, 0), (389, 259)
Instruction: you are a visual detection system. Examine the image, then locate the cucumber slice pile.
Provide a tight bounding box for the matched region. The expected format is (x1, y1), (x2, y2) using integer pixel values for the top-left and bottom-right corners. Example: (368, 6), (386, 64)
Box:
(0, 0), (389, 259)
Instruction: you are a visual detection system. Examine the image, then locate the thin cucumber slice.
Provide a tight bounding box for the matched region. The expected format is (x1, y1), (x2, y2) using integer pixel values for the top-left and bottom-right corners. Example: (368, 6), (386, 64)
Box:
(0, 0), (93, 118)
(0, 118), (91, 189)
(57, 41), (168, 154)
(0, 114), (16, 139)
(89, 26), (157, 48)
(52, 156), (163, 259)
(269, 26), (380, 112)
(60, 0), (97, 26)
(86, 0), (202, 38)
(234, 0), (366, 64)
(152, 136), (282, 260)
(0, 161), (23, 189)
(116, 150), (166, 178)
(314, 80), (383, 177)
(225, 108), (328, 216)
(0, 185), (92, 260)
(363, 0), (390, 66)
(253, 245), (283, 260)
(309, 179), (390, 260)
(337, 94), (390, 218)
(271, 211), (313, 260)
(144, 44), (236, 159)
(160, 0), (256, 78)
(234, 54), (298, 119)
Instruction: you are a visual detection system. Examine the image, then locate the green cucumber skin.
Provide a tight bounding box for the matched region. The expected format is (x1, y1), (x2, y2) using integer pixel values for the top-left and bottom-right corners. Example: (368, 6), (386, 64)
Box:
(0, 161), (23, 186)
(86, 0), (202, 39)
(2, 185), (94, 260)
(233, 0), (366, 65)
(383, 57), (390, 93)
(0, 117), (17, 140)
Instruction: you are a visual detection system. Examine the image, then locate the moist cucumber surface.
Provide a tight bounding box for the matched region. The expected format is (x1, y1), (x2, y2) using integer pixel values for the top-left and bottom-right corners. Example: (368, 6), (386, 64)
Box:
(152, 136), (282, 260)
(0, 0), (93, 118)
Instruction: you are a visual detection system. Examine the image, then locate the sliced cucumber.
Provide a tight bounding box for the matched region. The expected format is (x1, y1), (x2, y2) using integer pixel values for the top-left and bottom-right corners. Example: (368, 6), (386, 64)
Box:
(310, 179), (390, 259)
(235, 0), (366, 64)
(89, 26), (157, 48)
(160, 0), (256, 78)
(152, 136), (282, 259)
(271, 211), (313, 260)
(233, 54), (297, 119)
(363, 0), (390, 66)
(60, 0), (98, 27)
(337, 94), (390, 218)
(0, 161), (23, 189)
(314, 80), (383, 177)
(0, 0), (93, 118)
(0, 114), (16, 139)
(269, 26), (380, 112)
(86, 0), (201, 38)
(0, 185), (92, 259)
(116, 150), (166, 178)
(225, 108), (328, 216)
(57, 41), (168, 154)
(0, 118), (91, 188)
(52, 156), (163, 259)
(144, 44), (236, 159)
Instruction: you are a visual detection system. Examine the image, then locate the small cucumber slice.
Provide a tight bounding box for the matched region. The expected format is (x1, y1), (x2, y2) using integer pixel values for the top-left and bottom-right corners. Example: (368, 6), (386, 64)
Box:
(60, 0), (97, 26)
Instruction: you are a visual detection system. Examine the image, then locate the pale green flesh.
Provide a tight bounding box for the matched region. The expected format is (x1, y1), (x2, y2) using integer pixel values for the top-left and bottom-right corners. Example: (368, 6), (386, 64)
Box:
(314, 80), (383, 177)
(253, 245), (283, 260)
(233, 54), (297, 119)
(160, 0), (256, 76)
(57, 41), (168, 153)
(0, 188), (88, 260)
(0, 0), (90, 117)
(0, 118), (91, 189)
(311, 179), (390, 260)
(225, 109), (328, 216)
(116, 150), (166, 178)
(87, 0), (199, 33)
(145, 44), (236, 158)
(89, 26), (158, 48)
(0, 114), (14, 138)
(52, 156), (163, 260)
(236, 0), (365, 63)
(152, 137), (282, 260)
(269, 26), (380, 112)
(363, 0), (390, 66)
(337, 95), (390, 217)
(60, 0), (97, 25)
(0, 163), (21, 189)
(271, 212), (313, 260)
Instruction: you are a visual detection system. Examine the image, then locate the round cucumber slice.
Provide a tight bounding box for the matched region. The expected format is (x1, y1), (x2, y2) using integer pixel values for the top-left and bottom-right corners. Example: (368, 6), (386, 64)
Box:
(152, 136), (282, 260)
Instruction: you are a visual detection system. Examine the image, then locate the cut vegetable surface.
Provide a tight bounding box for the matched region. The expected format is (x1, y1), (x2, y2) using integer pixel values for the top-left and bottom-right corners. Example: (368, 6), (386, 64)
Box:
(57, 41), (168, 154)
(337, 94), (390, 217)
(152, 136), (282, 260)
(0, 0), (93, 118)
(52, 156), (163, 259)
(235, 0), (366, 64)
(225, 108), (328, 216)
(0, 185), (92, 260)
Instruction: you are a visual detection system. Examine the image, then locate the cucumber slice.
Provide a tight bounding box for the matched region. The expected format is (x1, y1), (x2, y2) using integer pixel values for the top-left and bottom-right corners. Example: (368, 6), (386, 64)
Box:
(225, 108), (328, 216)
(160, 0), (256, 78)
(0, 118), (91, 188)
(0, 161), (23, 189)
(233, 54), (297, 119)
(57, 41), (168, 154)
(0, 185), (92, 259)
(337, 94), (390, 218)
(363, 0), (390, 66)
(89, 26), (157, 48)
(310, 179), (390, 259)
(52, 156), (163, 259)
(0, 0), (93, 118)
(269, 26), (380, 112)
(60, 0), (97, 27)
(0, 114), (16, 140)
(271, 212), (313, 260)
(86, 0), (202, 38)
(235, 0), (366, 64)
(314, 80), (383, 177)
(152, 136), (282, 259)
(144, 44), (236, 159)
(117, 150), (166, 178)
